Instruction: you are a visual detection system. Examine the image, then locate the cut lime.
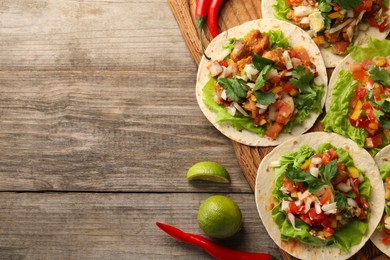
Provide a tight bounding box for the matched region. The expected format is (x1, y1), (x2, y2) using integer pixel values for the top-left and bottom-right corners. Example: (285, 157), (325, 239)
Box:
(187, 161), (230, 183)
(197, 195), (242, 239)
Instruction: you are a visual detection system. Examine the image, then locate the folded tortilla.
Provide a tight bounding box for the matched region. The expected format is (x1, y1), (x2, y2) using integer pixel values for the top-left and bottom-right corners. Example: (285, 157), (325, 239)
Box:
(255, 132), (384, 259)
(196, 19), (327, 147)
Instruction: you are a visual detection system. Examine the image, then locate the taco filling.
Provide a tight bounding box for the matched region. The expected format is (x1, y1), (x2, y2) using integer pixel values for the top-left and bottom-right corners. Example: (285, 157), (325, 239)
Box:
(202, 29), (324, 140)
(377, 160), (390, 244)
(273, 0), (389, 55)
(271, 143), (371, 251)
(322, 39), (390, 155)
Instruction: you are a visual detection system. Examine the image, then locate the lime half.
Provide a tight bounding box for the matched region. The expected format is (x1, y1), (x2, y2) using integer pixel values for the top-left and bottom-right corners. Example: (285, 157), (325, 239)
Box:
(197, 195), (242, 238)
(187, 161), (230, 183)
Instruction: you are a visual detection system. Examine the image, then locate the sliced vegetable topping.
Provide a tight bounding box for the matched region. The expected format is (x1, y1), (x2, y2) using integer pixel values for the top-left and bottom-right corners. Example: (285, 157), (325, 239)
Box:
(204, 29), (324, 139)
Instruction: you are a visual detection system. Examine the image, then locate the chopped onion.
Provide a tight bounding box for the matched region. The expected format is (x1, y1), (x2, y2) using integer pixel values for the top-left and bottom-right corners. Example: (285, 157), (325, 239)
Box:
(270, 160), (281, 168)
(283, 51), (293, 70)
(365, 81), (373, 90)
(227, 105), (237, 116)
(221, 90), (227, 100)
(299, 190), (310, 201)
(268, 104), (276, 121)
(295, 200), (303, 206)
(243, 64), (259, 81)
(233, 102), (249, 117)
(300, 17), (310, 24)
(309, 166), (319, 178)
(208, 61), (223, 77)
(218, 66), (233, 79)
(328, 19), (353, 34)
(339, 9), (347, 15)
(347, 198), (358, 208)
(324, 208), (337, 215)
(283, 71), (293, 77)
(322, 202), (337, 212)
(266, 68), (278, 79)
(256, 103), (269, 110)
(214, 48), (232, 61)
(385, 216), (390, 225)
(359, 23), (369, 32)
(281, 200), (290, 211)
(293, 6), (316, 17)
(311, 157), (322, 165)
(337, 182), (352, 193)
(344, 22), (356, 42)
(287, 213), (301, 231)
(346, 10), (354, 18)
(282, 93), (294, 109)
(314, 76), (323, 86)
(357, 11), (366, 22)
(358, 173), (365, 183)
(304, 197), (313, 213)
(247, 82), (256, 89)
(315, 200), (322, 214)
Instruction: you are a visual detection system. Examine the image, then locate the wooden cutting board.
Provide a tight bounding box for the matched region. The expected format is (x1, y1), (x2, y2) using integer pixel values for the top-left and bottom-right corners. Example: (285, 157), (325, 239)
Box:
(167, 0), (386, 259)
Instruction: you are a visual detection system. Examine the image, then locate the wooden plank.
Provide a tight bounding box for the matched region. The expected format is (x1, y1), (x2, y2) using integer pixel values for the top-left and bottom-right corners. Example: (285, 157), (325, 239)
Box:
(0, 70), (251, 192)
(0, 192), (281, 259)
(0, 0), (194, 71)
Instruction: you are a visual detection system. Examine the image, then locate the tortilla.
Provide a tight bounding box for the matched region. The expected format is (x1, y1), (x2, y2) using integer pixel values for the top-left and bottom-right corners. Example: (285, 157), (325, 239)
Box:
(261, 0), (390, 68)
(371, 145), (390, 256)
(196, 19), (327, 147)
(255, 132), (384, 259)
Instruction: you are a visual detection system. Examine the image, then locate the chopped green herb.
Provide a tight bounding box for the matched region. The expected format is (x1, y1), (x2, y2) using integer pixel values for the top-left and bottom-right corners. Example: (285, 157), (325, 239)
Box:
(285, 165), (324, 193)
(335, 192), (348, 209)
(368, 66), (390, 86)
(217, 77), (249, 102)
(319, 160), (338, 185)
(255, 91), (276, 106)
(333, 0), (363, 10)
(290, 66), (314, 91)
(255, 64), (273, 90)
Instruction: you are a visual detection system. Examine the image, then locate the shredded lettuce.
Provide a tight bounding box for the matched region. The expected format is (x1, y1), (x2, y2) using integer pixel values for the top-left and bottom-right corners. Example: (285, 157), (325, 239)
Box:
(263, 30), (290, 49)
(349, 38), (390, 63)
(322, 70), (368, 147)
(271, 144), (370, 251)
(272, 0), (291, 21)
(380, 161), (390, 216)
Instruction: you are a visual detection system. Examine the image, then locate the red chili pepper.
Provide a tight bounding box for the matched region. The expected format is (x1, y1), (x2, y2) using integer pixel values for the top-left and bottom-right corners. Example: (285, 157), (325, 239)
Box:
(207, 0), (224, 38)
(156, 222), (273, 260)
(195, 0), (211, 59)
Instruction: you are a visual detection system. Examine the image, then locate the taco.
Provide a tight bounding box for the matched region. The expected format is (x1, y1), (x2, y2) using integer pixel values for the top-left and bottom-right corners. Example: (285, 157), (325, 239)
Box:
(255, 132), (384, 259)
(322, 38), (390, 156)
(371, 145), (390, 256)
(196, 19), (327, 147)
(261, 0), (390, 68)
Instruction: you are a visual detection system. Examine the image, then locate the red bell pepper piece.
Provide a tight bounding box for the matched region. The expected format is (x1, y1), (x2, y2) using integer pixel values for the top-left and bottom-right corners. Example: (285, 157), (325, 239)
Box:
(156, 222), (273, 260)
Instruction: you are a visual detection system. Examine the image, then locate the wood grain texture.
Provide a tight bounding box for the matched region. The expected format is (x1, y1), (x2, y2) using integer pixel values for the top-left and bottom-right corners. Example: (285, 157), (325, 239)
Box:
(167, 0), (386, 259)
(0, 192), (281, 259)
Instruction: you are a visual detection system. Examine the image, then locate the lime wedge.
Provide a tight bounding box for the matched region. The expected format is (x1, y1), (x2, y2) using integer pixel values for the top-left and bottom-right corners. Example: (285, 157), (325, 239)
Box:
(187, 161), (230, 183)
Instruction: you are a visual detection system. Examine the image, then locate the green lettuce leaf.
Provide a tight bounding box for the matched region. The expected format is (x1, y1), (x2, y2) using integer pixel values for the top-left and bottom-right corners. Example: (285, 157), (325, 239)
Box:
(263, 30), (290, 49)
(272, 0), (291, 22)
(333, 219), (368, 251)
(349, 38), (390, 62)
(322, 70), (368, 147)
(380, 161), (390, 180)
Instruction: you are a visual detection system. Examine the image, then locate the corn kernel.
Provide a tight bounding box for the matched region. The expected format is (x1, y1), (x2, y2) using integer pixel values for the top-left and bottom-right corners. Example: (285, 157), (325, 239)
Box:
(250, 94), (256, 102)
(373, 56), (387, 67)
(289, 88), (299, 96)
(270, 86), (283, 94)
(259, 118), (267, 126)
(327, 12), (344, 19)
(331, 220), (338, 229)
(348, 166), (360, 178)
(291, 191), (298, 198)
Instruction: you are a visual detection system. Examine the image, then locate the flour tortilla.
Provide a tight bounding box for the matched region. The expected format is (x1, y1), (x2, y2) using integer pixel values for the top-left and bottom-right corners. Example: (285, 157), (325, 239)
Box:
(371, 145), (390, 257)
(261, 0), (390, 68)
(196, 19), (327, 147)
(255, 132), (384, 260)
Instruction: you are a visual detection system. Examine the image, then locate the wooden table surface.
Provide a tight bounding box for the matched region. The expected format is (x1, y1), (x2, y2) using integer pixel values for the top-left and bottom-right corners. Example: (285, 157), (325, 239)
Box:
(0, 0), (281, 259)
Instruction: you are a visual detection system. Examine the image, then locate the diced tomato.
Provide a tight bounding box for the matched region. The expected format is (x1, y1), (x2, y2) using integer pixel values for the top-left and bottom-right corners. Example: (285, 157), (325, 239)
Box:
(350, 177), (361, 199)
(275, 101), (293, 125)
(286, 201), (304, 214)
(331, 41), (349, 54)
(287, 0), (303, 5)
(319, 188), (332, 205)
(326, 148), (338, 160)
(349, 115), (370, 128)
(355, 0), (373, 13)
(360, 198), (369, 209)
(358, 210), (367, 220)
(349, 96), (360, 109)
(322, 153), (331, 164)
(331, 170), (348, 185)
(289, 47), (310, 63)
(282, 177), (296, 193)
(367, 16), (389, 32)
(383, 235), (390, 244)
(352, 70), (368, 83)
(349, 63), (362, 73)
(283, 81), (294, 93)
(323, 226), (334, 235)
(355, 88), (367, 99)
(299, 213), (312, 226)
(361, 59), (376, 70)
(297, 182), (305, 192)
(373, 85), (385, 101)
(265, 122), (284, 139)
(307, 208), (325, 224)
(365, 134), (382, 149)
(336, 162), (345, 171)
(218, 60), (228, 67)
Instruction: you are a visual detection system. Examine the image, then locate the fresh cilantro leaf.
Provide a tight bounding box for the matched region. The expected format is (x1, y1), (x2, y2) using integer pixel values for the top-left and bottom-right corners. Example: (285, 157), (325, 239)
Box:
(285, 164), (324, 193)
(377, 100), (390, 114)
(319, 160), (338, 185)
(346, 191), (356, 198)
(322, 12), (332, 30)
(318, 1), (332, 12)
(368, 66), (390, 86)
(255, 91), (276, 106)
(252, 54), (275, 69)
(333, 0), (363, 10)
(254, 64), (273, 90)
(379, 117), (390, 129)
(290, 66), (314, 91)
(217, 77), (249, 102)
(335, 192), (347, 209)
